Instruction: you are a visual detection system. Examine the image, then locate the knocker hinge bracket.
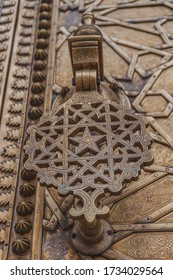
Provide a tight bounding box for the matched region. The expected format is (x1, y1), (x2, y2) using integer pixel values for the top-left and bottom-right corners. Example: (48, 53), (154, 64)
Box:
(68, 13), (104, 92)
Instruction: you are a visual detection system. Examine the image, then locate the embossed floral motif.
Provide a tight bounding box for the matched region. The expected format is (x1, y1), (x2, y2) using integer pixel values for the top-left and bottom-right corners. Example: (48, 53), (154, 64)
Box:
(43, 229), (69, 260)
(151, 143), (173, 166)
(110, 177), (173, 223)
(73, 48), (98, 63)
(115, 233), (173, 259)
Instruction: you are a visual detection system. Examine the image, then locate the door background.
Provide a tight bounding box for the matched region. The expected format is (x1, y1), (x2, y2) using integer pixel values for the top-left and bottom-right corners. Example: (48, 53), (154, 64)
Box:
(1, 0), (173, 260)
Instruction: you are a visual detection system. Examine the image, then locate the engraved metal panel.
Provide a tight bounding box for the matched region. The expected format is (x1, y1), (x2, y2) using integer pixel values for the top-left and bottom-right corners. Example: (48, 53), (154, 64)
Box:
(0, 0), (173, 260)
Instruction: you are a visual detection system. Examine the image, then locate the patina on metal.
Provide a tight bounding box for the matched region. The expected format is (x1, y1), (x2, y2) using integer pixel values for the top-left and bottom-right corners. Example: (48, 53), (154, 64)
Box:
(24, 13), (153, 256)
(68, 13), (103, 91)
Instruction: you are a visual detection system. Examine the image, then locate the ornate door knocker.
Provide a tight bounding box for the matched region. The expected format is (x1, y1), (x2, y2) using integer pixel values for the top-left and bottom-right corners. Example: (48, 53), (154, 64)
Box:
(24, 13), (153, 256)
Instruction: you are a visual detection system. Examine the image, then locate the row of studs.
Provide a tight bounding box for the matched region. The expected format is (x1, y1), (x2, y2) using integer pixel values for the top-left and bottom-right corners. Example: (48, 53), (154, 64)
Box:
(0, 0), (21, 257)
(28, 0), (53, 120)
(11, 0), (53, 257)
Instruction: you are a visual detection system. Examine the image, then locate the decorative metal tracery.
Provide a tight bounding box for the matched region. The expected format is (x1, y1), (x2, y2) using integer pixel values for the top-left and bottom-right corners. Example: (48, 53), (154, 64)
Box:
(25, 90), (152, 223)
(0, 0), (173, 261)
(24, 12), (153, 255)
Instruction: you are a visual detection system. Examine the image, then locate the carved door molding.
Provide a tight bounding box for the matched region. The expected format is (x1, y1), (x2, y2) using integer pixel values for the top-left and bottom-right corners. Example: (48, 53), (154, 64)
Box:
(1, 0), (173, 260)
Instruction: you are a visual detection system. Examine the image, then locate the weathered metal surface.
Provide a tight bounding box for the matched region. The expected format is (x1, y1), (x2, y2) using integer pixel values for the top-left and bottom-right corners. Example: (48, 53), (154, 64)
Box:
(1, 0), (173, 259)
(0, 0), (39, 260)
(24, 13), (153, 256)
(24, 90), (152, 220)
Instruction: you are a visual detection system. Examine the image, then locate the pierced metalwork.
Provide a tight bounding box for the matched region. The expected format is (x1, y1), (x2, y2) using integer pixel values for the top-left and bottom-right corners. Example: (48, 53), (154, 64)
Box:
(24, 13), (153, 256)
(25, 91), (152, 223)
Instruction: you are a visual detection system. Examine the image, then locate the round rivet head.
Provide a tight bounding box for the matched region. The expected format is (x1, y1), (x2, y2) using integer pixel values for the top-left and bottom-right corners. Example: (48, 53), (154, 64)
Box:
(37, 29), (50, 39)
(30, 95), (44, 106)
(34, 49), (47, 60)
(36, 39), (48, 49)
(21, 168), (37, 181)
(40, 3), (51, 12)
(17, 201), (33, 216)
(12, 237), (30, 255)
(33, 61), (46, 71)
(31, 82), (45, 94)
(28, 107), (43, 120)
(39, 20), (50, 30)
(15, 218), (32, 234)
(39, 12), (51, 21)
(32, 71), (46, 83)
(20, 183), (35, 197)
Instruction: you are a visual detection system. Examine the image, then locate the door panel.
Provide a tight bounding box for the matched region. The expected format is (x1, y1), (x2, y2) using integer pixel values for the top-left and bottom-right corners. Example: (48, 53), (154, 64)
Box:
(0, 0), (173, 260)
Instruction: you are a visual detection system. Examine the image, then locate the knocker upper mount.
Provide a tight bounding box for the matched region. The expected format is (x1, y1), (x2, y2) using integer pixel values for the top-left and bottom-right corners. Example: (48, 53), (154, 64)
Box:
(24, 13), (153, 256)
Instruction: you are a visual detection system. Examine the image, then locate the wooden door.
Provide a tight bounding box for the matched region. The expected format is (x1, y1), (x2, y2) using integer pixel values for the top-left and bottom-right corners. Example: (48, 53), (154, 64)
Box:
(1, 0), (173, 260)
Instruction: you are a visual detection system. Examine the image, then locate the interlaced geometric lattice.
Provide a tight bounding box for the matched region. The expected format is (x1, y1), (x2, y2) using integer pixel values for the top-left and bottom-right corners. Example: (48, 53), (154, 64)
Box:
(25, 91), (152, 222)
